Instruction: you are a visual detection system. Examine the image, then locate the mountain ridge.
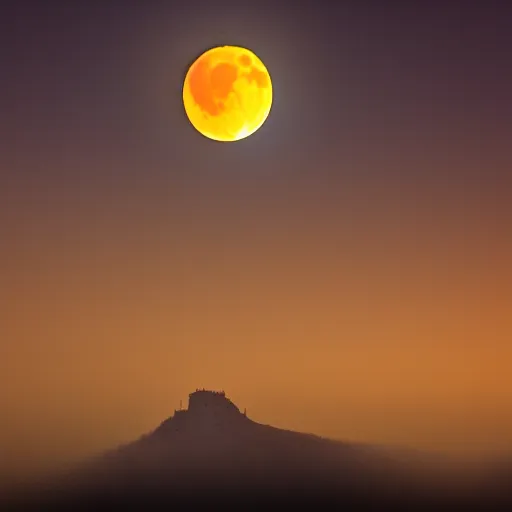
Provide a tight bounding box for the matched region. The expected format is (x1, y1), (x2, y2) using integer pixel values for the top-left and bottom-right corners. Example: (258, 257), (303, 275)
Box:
(2, 389), (511, 508)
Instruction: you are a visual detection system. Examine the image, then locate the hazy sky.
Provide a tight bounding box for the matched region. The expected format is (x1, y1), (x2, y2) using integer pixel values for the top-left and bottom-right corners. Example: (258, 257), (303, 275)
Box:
(1, 1), (512, 476)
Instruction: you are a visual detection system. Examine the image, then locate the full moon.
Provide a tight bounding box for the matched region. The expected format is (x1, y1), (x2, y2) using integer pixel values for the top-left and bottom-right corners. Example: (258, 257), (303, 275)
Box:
(183, 46), (272, 142)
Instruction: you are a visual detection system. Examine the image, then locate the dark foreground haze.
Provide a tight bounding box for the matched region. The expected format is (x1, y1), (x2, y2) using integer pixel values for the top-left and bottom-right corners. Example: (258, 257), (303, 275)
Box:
(2, 390), (511, 509)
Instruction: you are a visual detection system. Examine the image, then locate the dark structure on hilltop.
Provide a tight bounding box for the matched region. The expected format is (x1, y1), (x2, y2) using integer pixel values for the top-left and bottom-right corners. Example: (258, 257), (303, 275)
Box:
(158, 389), (247, 436)
(175, 389), (245, 417)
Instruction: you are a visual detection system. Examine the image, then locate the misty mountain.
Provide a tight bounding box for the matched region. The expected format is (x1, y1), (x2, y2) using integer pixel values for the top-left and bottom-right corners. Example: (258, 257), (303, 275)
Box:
(3, 390), (511, 508)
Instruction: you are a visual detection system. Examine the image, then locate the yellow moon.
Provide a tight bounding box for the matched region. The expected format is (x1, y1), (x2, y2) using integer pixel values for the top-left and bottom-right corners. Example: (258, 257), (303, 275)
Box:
(183, 46), (272, 142)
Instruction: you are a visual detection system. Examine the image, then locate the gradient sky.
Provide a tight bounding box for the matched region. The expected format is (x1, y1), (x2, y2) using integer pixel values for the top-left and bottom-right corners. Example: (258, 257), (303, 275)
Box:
(1, 0), (512, 477)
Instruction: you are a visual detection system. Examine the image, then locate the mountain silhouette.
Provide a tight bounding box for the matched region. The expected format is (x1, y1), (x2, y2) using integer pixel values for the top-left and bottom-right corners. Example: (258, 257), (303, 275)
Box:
(3, 389), (511, 508)
(66, 390), (407, 493)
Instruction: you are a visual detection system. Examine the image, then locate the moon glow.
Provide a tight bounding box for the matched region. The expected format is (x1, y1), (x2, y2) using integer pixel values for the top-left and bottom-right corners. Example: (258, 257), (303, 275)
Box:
(183, 46), (272, 142)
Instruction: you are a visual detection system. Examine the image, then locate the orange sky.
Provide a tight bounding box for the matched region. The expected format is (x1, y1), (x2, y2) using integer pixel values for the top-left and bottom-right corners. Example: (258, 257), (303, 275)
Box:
(2, 167), (512, 477)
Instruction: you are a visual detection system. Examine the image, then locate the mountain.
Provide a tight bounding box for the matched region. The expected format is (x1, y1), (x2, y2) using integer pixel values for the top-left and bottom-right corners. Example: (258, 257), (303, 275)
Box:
(3, 389), (511, 508)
